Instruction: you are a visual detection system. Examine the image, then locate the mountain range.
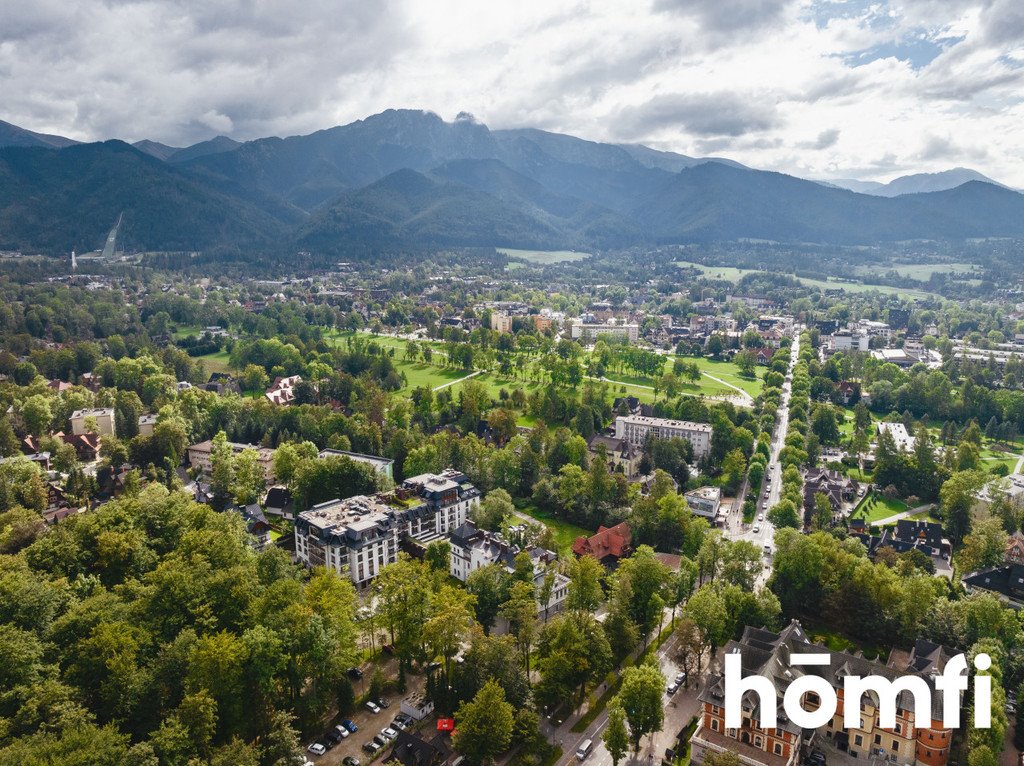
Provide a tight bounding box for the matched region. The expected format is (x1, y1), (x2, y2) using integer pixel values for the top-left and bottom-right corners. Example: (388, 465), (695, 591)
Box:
(0, 110), (1022, 257)
(825, 167), (1007, 197)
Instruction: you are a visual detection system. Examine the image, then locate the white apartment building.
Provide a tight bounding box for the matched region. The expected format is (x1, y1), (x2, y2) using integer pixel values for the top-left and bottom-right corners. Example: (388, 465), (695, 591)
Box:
(187, 439), (277, 482)
(614, 415), (713, 459)
(570, 319), (639, 344)
(448, 520), (570, 618)
(829, 330), (870, 352)
(294, 469), (480, 586)
(70, 408), (116, 436)
(685, 486), (722, 522)
(877, 421), (917, 452)
(856, 319), (892, 340)
(137, 413), (158, 437)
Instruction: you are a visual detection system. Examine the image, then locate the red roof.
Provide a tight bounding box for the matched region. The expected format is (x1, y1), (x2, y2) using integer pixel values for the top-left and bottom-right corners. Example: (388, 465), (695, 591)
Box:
(572, 522), (632, 561)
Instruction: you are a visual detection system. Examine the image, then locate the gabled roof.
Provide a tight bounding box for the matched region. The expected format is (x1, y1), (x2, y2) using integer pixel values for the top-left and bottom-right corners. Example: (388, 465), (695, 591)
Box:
(572, 522), (632, 561)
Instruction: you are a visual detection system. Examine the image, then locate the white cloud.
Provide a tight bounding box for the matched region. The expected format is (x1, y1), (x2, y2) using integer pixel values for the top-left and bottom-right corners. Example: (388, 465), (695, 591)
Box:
(1, 0), (1022, 184)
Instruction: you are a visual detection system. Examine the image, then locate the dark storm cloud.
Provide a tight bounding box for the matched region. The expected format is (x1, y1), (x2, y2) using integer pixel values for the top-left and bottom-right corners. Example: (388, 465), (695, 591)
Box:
(653, 0), (792, 34)
(616, 92), (781, 139)
(0, 0), (413, 145)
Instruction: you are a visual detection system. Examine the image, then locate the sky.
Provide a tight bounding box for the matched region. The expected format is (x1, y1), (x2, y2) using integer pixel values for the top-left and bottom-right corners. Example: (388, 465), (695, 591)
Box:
(2, 0), (1023, 185)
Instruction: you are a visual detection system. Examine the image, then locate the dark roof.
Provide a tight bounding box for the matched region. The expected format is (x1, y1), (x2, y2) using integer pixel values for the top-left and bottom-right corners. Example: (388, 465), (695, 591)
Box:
(963, 564), (1024, 604)
(265, 485), (292, 510)
(386, 730), (452, 766)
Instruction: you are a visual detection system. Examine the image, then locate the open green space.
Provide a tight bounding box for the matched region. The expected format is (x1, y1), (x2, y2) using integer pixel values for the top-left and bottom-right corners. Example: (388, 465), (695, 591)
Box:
(673, 260), (939, 300)
(497, 248), (590, 264)
(852, 261), (982, 281)
(851, 493), (908, 524)
(196, 349), (232, 375)
(394, 360), (469, 391)
(513, 500), (591, 551)
(172, 324), (206, 340)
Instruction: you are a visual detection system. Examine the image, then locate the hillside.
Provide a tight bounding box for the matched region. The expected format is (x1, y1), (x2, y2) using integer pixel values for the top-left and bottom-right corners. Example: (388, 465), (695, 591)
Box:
(0, 110), (1022, 255)
(0, 141), (298, 254)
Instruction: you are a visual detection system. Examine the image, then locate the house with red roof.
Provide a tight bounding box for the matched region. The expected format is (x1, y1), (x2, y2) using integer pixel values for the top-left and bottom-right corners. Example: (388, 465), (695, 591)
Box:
(572, 521), (632, 568)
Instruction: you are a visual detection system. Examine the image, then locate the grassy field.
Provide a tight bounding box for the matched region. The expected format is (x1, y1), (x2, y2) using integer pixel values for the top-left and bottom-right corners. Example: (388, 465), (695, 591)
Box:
(852, 262), (982, 281)
(674, 260), (939, 300)
(497, 248), (590, 264)
(851, 494), (908, 524)
(196, 349), (232, 375)
(513, 500), (591, 551)
(172, 324), (206, 340)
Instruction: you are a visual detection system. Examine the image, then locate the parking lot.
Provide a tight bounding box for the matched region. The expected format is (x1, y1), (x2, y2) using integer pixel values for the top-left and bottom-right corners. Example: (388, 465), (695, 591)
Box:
(306, 667), (429, 766)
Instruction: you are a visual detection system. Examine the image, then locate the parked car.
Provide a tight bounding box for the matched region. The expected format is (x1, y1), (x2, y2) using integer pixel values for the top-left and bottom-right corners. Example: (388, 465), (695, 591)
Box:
(371, 735), (387, 749)
(341, 719), (358, 733)
(365, 701), (381, 714)
(347, 667), (364, 680)
(666, 681), (679, 695)
(334, 725), (351, 739)
(753, 524), (761, 533)
(362, 742), (378, 755)
(392, 718), (408, 731)
(674, 672), (686, 685)
(381, 727), (399, 741)
(763, 544), (772, 555)
(307, 743), (326, 756)
(343, 758), (361, 766)
(807, 751), (827, 766)
(377, 698), (391, 709)
(324, 730), (343, 748)
(757, 513), (764, 521)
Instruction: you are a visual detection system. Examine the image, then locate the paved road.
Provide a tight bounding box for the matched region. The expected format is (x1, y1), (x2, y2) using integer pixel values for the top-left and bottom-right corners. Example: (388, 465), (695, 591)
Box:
(724, 333), (801, 586)
(549, 625), (700, 766)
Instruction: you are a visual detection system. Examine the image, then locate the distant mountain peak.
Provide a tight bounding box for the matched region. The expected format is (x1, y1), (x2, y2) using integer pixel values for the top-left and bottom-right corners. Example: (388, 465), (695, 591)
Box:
(826, 167), (1008, 197)
(0, 119), (79, 149)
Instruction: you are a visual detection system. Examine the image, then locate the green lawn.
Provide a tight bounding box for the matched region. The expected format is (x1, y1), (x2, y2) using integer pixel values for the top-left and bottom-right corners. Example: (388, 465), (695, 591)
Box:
(394, 360), (468, 391)
(851, 494), (908, 524)
(196, 349), (232, 375)
(172, 324), (205, 340)
(673, 260), (939, 300)
(852, 262), (982, 281)
(513, 500), (592, 552)
(497, 248), (590, 264)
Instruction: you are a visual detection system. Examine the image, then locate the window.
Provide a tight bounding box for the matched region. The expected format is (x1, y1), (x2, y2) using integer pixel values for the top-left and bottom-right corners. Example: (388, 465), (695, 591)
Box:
(774, 744), (783, 756)
(711, 719), (719, 732)
(854, 734), (862, 746)
(874, 735), (881, 745)
(891, 741), (898, 752)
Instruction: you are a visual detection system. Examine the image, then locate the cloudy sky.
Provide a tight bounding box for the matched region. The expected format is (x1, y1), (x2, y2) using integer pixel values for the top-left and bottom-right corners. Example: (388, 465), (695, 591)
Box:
(3, 0), (1023, 185)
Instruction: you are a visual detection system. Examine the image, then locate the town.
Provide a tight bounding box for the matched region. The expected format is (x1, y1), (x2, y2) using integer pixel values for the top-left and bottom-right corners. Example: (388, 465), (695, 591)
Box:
(0, 244), (1022, 766)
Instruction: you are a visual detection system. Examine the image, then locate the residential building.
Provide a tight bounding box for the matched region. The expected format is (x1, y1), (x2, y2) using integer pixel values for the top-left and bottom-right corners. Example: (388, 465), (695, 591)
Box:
(138, 413), (158, 437)
(265, 375), (302, 406)
(614, 415), (713, 459)
(386, 729), (453, 766)
(857, 319), (892, 340)
(587, 434), (641, 478)
(70, 407), (116, 436)
(490, 311), (513, 333)
(572, 522), (632, 568)
(802, 468), (859, 527)
(294, 469), (480, 586)
(448, 521), (569, 618)
(685, 486), (722, 523)
(853, 519), (952, 572)
(836, 381), (860, 405)
(570, 318), (639, 344)
(691, 620), (958, 766)
(232, 503), (273, 551)
(187, 439), (276, 482)
(318, 448), (395, 481)
(1006, 531), (1024, 566)
(264, 485), (294, 520)
(878, 422), (917, 452)
(829, 330), (870, 353)
(962, 564), (1024, 608)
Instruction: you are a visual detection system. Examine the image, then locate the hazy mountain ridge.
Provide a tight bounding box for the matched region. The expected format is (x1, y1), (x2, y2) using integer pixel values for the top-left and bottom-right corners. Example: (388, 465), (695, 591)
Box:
(0, 110), (1022, 255)
(827, 167), (1006, 197)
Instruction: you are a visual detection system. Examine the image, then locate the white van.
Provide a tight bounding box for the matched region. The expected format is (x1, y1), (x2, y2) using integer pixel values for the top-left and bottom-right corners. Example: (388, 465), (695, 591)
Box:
(576, 739), (593, 760)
